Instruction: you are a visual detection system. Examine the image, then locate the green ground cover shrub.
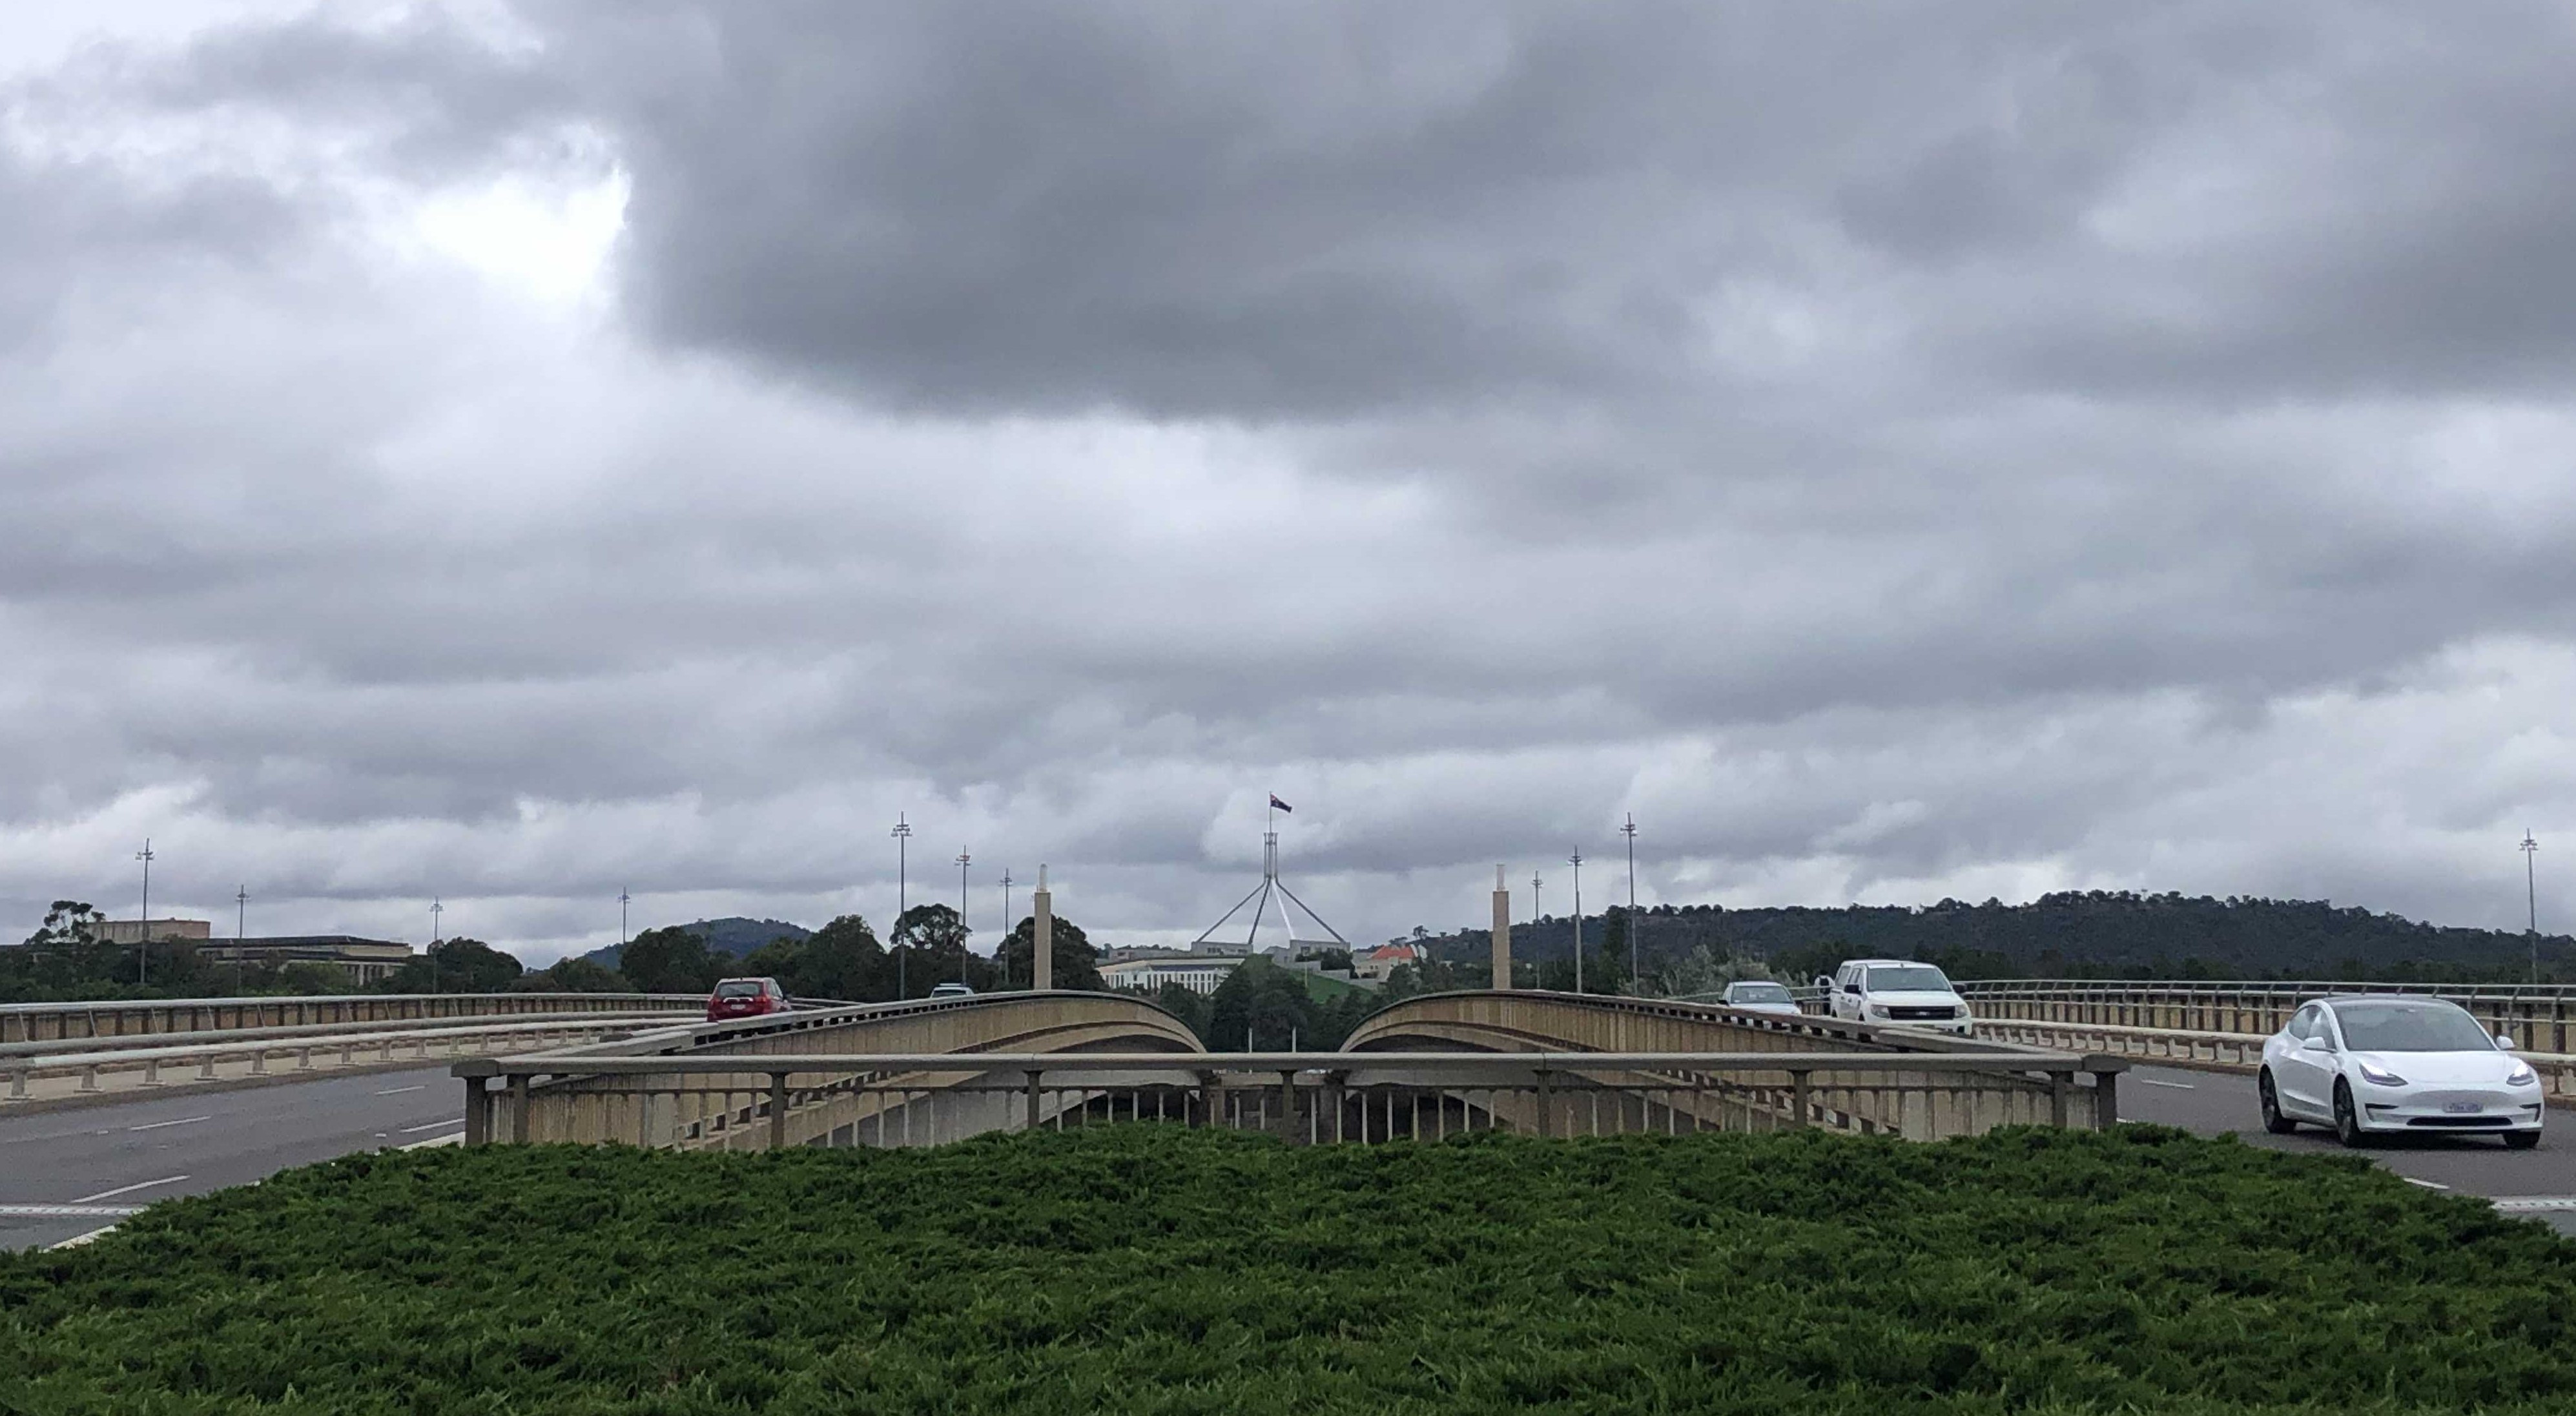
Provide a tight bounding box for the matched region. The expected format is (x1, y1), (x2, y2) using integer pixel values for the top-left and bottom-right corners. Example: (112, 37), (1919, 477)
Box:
(4, 1125), (2573, 1413)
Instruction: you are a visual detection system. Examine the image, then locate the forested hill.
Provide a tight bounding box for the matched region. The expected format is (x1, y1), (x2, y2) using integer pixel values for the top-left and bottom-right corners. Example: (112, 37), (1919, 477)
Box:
(579, 917), (812, 969)
(1426, 892), (2576, 983)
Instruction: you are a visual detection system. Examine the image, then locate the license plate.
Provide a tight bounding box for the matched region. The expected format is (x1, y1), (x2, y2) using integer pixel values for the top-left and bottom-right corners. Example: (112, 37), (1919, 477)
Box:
(2443, 1101), (2482, 1114)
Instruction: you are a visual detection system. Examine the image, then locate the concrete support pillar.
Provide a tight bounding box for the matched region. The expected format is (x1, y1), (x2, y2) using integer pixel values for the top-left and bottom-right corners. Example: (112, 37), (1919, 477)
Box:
(1033, 865), (1054, 992)
(1490, 865), (1512, 990)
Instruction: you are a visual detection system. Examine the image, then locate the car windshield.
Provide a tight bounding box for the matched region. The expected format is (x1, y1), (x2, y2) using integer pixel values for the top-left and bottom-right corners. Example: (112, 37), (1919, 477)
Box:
(1729, 983), (1793, 1003)
(714, 981), (763, 999)
(2333, 1002), (2496, 1053)
(1865, 965), (1952, 992)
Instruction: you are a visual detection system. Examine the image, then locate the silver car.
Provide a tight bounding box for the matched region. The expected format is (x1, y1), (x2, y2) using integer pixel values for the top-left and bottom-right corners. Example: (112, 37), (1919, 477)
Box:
(2258, 996), (2542, 1149)
(1718, 980), (1804, 1016)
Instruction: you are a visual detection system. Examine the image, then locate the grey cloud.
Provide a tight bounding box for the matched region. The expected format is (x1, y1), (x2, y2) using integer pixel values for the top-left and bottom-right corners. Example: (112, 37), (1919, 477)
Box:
(10, 1), (2576, 961)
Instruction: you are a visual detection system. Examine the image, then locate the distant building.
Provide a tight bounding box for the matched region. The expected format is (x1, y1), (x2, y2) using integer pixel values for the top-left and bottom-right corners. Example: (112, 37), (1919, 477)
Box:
(1100, 954), (1246, 996)
(93, 918), (212, 945)
(1355, 943), (1426, 981)
(198, 936), (415, 986)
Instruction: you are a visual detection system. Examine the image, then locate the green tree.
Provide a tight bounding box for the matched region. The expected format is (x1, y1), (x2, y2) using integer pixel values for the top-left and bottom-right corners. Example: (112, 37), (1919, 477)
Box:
(527, 955), (628, 993)
(996, 914), (1104, 991)
(889, 904), (990, 996)
(1149, 980), (1211, 1036)
(609, 926), (719, 995)
(1204, 958), (1318, 1051)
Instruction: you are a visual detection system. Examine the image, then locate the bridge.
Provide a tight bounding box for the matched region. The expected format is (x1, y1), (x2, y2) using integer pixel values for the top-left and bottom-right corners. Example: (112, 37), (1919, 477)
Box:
(19, 978), (2576, 1252)
(455, 988), (2121, 1150)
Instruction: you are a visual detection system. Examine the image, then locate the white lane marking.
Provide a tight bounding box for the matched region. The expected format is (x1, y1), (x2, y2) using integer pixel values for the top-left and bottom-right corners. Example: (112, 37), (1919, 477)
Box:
(400, 1132), (464, 1151)
(71, 1175), (189, 1204)
(0, 1204), (142, 1218)
(48, 1224), (119, 1249)
(398, 1118), (464, 1134)
(2493, 1196), (2576, 1213)
(127, 1114), (212, 1133)
(374, 1085), (428, 1096)
(2137, 1078), (2196, 1090)
(2405, 1178), (2452, 1191)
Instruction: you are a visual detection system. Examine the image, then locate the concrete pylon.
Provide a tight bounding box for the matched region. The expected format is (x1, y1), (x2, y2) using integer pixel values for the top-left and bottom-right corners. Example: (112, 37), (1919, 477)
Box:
(1491, 865), (1512, 990)
(1033, 865), (1053, 992)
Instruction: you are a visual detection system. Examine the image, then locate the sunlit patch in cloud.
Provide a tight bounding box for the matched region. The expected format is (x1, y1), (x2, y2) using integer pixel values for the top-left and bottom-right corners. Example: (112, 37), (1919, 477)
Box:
(409, 161), (626, 304)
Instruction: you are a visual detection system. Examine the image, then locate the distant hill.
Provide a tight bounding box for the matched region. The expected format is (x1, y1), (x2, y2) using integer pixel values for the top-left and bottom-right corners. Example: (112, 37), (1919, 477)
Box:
(581, 917), (812, 969)
(1424, 890), (2576, 983)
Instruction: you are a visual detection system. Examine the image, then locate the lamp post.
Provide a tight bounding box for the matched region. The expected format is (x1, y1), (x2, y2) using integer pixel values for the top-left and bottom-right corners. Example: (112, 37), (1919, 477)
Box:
(892, 814), (912, 1000)
(1000, 868), (1014, 987)
(1622, 814), (1640, 988)
(2525, 831), (2542, 985)
(234, 885), (247, 996)
(1569, 850), (1584, 996)
(956, 850), (972, 983)
(429, 899), (444, 995)
(135, 839), (154, 985)
(619, 888), (631, 949)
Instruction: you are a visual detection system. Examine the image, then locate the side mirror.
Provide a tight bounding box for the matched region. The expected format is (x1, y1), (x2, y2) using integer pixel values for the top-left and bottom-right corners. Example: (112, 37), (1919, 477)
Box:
(2497, 1032), (2519, 1051)
(2300, 1035), (2332, 1053)
(1842, 983), (1861, 994)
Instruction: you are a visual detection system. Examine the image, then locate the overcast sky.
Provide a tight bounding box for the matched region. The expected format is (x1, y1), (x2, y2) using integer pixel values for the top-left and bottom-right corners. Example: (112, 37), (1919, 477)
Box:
(6, 1), (2575, 965)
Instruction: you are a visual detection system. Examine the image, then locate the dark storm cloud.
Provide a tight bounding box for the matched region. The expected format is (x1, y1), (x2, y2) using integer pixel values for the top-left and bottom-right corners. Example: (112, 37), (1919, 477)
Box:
(493, 0), (2576, 416)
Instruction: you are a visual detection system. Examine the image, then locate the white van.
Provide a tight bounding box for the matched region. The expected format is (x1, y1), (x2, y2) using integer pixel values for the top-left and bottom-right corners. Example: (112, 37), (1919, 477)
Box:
(1813, 959), (1974, 1036)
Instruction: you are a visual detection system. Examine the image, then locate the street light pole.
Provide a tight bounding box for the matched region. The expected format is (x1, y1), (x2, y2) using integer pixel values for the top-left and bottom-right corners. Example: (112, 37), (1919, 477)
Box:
(430, 899), (444, 994)
(135, 839), (154, 985)
(2524, 831), (2542, 985)
(1622, 813), (1640, 988)
(892, 814), (912, 1000)
(956, 850), (972, 983)
(619, 888), (631, 949)
(1001, 869), (1014, 987)
(234, 885), (247, 996)
(1570, 850), (1585, 996)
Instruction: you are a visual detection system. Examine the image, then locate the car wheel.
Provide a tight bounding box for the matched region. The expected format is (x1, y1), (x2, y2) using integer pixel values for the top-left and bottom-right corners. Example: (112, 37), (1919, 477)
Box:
(2258, 1071), (2298, 1134)
(2332, 1080), (2367, 1148)
(2505, 1129), (2542, 1151)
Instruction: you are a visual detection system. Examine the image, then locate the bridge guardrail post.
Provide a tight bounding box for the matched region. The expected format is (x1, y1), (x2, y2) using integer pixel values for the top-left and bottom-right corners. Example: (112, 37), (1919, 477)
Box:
(1790, 1069), (1810, 1129)
(1534, 1067), (1554, 1138)
(2048, 1071), (2070, 1129)
(458, 1062), (495, 1145)
(1025, 1070), (1044, 1131)
(509, 1072), (531, 1144)
(2086, 1056), (2124, 1130)
(768, 1072), (790, 1149)
(1277, 1072), (1302, 1144)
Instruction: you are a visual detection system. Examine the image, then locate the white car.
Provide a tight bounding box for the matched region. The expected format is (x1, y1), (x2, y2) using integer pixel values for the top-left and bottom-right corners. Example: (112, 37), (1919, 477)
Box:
(1717, 980), (1804, 1016)
(2258, 996), (2542, 1149)
(927, 981), (976, 999)
(1814, 959), (1975, 1036)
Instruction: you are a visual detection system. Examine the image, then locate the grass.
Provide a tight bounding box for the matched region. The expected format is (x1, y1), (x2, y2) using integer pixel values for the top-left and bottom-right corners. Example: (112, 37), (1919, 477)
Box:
(5, 1125), (2575, 1413)
(1295, 968), (1374, 1001)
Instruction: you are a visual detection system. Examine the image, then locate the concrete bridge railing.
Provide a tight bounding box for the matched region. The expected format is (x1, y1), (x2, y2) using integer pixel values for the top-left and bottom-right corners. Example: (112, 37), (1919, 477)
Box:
(461, 990), (1204, 1148)
(455, 1047), (2119, 1151)
(1954, 979), (2576, 1054)
(1345, 990), (2123, 1140)
(0, 992), (706, 1047)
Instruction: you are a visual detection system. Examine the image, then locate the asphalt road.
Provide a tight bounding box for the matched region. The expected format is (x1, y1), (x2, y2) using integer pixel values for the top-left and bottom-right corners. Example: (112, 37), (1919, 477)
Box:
(2119, 1062), (2576, 1234)
(0, 1065), (462, 1251)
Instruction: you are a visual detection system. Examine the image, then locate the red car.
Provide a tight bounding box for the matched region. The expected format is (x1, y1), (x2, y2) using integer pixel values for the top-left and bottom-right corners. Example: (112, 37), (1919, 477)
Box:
(706, 976), (790, 1022)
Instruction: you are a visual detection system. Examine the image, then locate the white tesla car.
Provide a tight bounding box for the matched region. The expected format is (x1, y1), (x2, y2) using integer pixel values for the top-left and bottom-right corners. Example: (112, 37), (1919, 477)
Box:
(2258, 996), (2543, 1149)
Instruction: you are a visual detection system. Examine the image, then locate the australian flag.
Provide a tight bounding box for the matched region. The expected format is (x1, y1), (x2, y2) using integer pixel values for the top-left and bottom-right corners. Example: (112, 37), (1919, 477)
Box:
(1269, 794), (1293, 813)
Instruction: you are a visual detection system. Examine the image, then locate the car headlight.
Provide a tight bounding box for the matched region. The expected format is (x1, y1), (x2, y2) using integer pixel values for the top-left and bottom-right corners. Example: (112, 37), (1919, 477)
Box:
(2508, 1065), (2539, 1087)
(2356, 1062), (2408, 1087)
